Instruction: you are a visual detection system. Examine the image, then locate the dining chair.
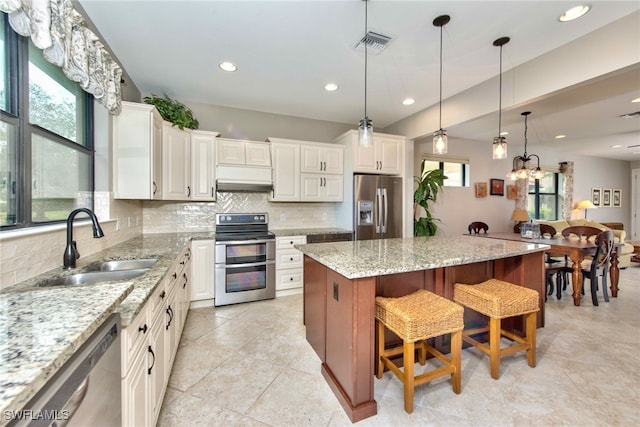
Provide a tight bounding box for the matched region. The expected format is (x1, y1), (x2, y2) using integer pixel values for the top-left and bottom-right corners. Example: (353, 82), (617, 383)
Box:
(540, 223), (567, 300)
(581, 230), (614, 306)
(468, 221), (489, 234)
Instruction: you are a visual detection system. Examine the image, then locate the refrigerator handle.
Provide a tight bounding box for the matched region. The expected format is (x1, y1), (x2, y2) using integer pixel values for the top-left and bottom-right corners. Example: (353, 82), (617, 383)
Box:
(375, 188), (382, 233)
(382, 188), (388, 233)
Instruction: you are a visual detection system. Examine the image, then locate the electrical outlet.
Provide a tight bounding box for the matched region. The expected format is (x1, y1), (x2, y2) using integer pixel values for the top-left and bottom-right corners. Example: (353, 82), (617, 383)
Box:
(115, 219), (120, 231)
(136, 216), (140, 226)
(280, 213), (286, 221)
(127, 217), (131, 228)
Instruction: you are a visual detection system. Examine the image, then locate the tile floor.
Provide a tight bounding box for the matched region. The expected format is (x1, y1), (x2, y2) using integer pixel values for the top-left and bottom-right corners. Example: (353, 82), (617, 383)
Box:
(158, 265), (640, 426)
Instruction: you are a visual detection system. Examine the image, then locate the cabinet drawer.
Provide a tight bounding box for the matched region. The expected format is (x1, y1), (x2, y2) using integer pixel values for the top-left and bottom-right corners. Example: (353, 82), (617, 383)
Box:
(276, 268), (303, 290)
(277, 250), (303, 268)
(122, 309), (149, 373)
(276, 235), (306, 249)
(148, 282), (167, 323)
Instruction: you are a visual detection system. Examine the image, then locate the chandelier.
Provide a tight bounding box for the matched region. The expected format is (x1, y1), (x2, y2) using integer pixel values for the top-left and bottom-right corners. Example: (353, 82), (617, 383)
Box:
(506, 112), (545, 180)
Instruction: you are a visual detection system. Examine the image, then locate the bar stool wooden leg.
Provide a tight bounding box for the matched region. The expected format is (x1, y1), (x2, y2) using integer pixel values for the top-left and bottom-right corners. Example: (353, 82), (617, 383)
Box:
(489, 317), (501, 380)
(376, 319), (385, 379)
(403, 340), (415, 413)
(525, 312), (537, 368)
(451, 330), (462, 394)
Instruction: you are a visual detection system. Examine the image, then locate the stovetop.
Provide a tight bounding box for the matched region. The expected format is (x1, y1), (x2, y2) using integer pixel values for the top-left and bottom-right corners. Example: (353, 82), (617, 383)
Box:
(214, 213), (273, 242)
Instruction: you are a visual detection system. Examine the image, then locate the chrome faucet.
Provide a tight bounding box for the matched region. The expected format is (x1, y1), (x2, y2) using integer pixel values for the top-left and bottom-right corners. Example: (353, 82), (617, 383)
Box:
(63, 208), (105, 269)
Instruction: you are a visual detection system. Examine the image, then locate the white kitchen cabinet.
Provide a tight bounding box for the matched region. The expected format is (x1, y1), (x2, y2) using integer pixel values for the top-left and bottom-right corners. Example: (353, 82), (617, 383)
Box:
(336, 130), (404, 175)
(122, 246), (192, 427)
(190, 240), (215, 306)
(270, 141), (301, 201)
(162, 122), (191, 200)
(301, 173), (343, 202)
(112, 101), (163, 199)
(275, 235), (306, 294)
(217, 138), (271, 166)
(190, 130), (220, 201)
(300, 143), (343, 174)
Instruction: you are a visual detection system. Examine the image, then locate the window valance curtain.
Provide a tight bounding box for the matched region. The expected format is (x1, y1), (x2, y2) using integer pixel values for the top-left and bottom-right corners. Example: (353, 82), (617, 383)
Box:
(1, 0), (122, 114)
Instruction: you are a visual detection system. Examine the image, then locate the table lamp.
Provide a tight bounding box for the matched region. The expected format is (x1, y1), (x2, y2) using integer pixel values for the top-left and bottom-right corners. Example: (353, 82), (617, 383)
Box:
(511, 209), (529, 232)
(577, 200), (596, 219)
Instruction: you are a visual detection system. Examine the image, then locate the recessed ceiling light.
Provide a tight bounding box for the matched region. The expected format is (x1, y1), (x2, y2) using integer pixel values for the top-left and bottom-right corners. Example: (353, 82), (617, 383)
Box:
(559, 5), (591, 22)
(610, 144), (622, 148)
(500, 131), (509, 136)
(324, 83), (338, 92)
(219, 61), (237, 72)
(555, 134), (566, 139)
(402, 98), (415, 106)
(632, 97), (640, 103)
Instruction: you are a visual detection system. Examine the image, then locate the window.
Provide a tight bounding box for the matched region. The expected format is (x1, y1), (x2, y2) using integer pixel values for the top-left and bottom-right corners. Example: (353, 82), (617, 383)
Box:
(1, 13), (93, 229)
(527, 171), (563, 220)
(421, 156), (470, 187)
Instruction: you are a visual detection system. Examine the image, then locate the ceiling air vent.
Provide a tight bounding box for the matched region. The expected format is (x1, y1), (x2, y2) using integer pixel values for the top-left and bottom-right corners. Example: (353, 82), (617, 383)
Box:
(618, 111), (640, 119)
(355, 31), (392, 54)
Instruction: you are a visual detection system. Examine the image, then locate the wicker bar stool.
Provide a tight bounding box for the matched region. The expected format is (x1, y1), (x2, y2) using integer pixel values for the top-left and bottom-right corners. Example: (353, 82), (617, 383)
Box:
(375, 289), (464, 413)
(453, 279), (539, 380)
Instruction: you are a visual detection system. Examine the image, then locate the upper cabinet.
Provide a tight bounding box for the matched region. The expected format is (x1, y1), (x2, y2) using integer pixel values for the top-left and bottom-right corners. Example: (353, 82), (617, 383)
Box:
(217, 138), (271, 166)
(190, 130), (220, 201)
(267, 137), (343, 202)
(112, 101), (163, 199)
(336, 130), (405, 175)
(162, 122), (191, 200)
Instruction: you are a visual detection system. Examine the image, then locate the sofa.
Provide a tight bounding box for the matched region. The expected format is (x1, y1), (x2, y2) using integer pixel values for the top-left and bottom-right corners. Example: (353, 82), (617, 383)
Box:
(537, 218), (634, 268)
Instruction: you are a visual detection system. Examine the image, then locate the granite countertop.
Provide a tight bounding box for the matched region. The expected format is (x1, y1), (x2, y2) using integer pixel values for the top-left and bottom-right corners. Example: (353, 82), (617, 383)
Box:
(0, 282), (133, 418)
(270, 227), (352, 237)
(296, 235), (549, 279)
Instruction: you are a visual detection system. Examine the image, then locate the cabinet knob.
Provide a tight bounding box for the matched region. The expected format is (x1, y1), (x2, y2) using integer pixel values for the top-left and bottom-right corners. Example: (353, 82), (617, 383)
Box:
(290, 257), (294, 261)
(290, 277), (294, 281)
(138, 324), (148, 334)
(160, 290), (166, 299)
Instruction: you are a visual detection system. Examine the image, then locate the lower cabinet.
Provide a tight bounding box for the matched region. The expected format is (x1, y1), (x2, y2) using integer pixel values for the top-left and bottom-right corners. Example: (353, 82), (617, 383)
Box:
(190, 239), (215, 306)
(121, 246), (192, 426)
(275, 235), (306, 294)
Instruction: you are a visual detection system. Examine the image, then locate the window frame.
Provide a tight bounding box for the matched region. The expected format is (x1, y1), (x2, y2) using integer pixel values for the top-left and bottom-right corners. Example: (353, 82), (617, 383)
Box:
(420, 155), (470, 188)
(527, 171), (562, 220)
(0, 13), (94, 231)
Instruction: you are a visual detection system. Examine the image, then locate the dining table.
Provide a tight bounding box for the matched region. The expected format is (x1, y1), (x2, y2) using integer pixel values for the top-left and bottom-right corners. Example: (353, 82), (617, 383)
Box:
(473, 232), (620, 306)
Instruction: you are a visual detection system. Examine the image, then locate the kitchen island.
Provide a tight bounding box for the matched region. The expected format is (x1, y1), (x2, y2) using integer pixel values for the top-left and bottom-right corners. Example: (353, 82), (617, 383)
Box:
(296, 235), (548, 422)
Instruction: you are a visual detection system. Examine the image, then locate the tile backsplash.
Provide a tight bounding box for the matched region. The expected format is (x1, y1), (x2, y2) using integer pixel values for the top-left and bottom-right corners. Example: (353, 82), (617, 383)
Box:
(143, 192), (339, 233)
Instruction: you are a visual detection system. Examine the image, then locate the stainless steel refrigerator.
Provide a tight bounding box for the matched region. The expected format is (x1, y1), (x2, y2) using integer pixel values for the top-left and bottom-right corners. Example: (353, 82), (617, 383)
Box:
(353, 174), (403, 240)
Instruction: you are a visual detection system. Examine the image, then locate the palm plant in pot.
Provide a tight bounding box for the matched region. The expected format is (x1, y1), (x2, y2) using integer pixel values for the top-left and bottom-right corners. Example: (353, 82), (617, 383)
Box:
(143, 93), (199, 130)
(414, 159), (447, 236)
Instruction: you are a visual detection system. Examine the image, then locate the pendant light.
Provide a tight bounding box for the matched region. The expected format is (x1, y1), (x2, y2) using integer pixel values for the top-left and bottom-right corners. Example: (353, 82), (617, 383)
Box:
(492, 36), (509, 159)
(432, 14), (450, 155)
(358, 0), (373, 147)
(506, 112), (546, 180)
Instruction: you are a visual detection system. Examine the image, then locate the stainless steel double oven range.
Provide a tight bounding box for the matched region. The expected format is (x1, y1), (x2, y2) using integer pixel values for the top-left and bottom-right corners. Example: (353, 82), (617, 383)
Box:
(214, 213), (275, 306)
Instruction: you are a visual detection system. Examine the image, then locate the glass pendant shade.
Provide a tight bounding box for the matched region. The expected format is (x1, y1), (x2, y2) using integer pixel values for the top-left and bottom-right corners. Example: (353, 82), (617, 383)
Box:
(358, 117), (373, 147)
(433, 129), (448, 154)
(492, 136), (507, 159)
(531, 167), (545, 179)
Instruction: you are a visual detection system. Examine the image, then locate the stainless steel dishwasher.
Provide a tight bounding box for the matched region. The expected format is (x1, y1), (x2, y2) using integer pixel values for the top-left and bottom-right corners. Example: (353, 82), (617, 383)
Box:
(9, 314), (121, 427)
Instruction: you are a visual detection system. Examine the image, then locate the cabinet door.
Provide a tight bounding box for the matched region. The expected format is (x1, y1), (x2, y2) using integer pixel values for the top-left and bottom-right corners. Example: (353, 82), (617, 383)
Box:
(323, 175), (344, 202)
(149, 315), (167, 425)
(151, 116), (163, 199)
(162, 124), (191, 200)
(190, 131), (217, 200)
(122, 346), (149, 427)
(377, 136), (402, 175)
(245, 142), (272, 166)
(217, 139), (245, 165)
(323, 146), (344, 175)
(271, 142), (300, 201)
(165, 289), (178, 375)
(190, 240), (215, 301)
(353, 142), (377, 173)
(300, 145), (322, 173)
(301, 174), (322, 201)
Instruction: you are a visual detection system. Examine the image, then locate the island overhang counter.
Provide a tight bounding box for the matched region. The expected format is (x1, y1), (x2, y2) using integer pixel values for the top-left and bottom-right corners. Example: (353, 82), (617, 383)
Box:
(296, 235), (548, 423)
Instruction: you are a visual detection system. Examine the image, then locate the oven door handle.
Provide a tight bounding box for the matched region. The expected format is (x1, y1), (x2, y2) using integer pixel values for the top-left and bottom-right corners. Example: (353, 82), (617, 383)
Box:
(215, 239), (274, 245)
(219, 260), (275, 269)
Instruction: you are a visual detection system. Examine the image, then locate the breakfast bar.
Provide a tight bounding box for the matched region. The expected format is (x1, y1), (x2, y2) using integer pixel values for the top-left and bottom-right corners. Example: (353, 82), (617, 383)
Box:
(297, 235), (548, 423)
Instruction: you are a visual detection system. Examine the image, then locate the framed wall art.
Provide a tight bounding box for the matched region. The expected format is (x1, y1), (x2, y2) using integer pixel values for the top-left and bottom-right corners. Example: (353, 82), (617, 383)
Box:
(613, 189), (621, 207)
(591, 187), (601, 207)
(506, 184), (518, 200)
(490, 179), (504, 196)
(602, 188), (611, 207)
(475, 182), (488, 198)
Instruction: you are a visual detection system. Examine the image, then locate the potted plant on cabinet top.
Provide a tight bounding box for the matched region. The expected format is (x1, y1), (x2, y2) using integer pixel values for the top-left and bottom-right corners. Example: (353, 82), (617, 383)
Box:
(143, 93), (199, 130)
(414, 160), (447, 236)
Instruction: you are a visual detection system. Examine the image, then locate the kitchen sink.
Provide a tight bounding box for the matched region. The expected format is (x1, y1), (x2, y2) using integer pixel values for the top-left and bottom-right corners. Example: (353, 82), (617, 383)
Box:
(39, 268), (150, 287)
(87, 258), (158, 272)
